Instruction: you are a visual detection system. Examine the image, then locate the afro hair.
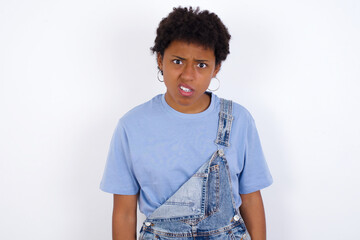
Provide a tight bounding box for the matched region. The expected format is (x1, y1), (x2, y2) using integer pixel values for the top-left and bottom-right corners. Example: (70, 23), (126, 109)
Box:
(151, 6), (231, 65)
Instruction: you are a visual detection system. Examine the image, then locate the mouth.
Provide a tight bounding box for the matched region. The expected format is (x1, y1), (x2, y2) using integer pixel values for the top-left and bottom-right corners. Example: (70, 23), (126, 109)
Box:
(178, 84), (194, 96)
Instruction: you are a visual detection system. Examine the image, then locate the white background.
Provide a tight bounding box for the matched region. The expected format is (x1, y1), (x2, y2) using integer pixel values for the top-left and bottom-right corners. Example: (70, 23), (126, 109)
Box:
(1, 0), (359, 239)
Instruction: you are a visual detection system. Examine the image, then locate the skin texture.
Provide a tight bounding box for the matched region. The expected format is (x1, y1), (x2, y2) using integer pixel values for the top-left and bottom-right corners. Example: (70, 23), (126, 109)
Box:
(240, 191), (267, 240)
(112, 194), (138, 240)
(157, 40), (221, 114)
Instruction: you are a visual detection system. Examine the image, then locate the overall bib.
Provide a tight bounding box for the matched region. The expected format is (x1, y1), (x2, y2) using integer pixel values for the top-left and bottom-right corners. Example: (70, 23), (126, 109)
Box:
(139, 98), (251, 240)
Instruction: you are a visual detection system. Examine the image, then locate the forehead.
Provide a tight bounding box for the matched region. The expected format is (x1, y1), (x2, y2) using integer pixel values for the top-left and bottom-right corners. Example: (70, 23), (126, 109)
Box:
(164, 40), (215, 60)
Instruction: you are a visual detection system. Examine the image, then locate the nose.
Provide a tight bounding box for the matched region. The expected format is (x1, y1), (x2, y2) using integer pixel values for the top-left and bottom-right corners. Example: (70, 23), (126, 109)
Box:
(180, 63), (195, 81)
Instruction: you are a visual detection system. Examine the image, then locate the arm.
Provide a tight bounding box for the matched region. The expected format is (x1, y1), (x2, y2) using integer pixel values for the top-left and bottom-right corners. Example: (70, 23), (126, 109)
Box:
(112, 194), (138, 240)
(239, 190), (267, 240)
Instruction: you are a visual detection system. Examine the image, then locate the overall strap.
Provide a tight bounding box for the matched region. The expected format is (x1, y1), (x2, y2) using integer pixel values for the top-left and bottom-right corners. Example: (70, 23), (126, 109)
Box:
(215, 98), (234, 148)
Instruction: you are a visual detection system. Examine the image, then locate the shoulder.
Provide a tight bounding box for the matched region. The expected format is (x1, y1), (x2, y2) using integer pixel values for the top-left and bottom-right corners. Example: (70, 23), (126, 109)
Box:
(220, 97), (254, 125)
(213, 94), (255, 130)
(118, 94), (163, 129)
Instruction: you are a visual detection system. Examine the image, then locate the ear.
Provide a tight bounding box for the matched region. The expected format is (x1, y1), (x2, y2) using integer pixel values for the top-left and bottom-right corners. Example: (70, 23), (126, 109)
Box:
(157, 53), (163, 71)
(212, 63), (221, 78)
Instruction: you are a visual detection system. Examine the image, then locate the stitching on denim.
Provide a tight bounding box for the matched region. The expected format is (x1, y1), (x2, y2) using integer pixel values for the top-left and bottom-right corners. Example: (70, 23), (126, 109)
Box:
(201, 171), (207, 216)
(164, 201), (195, 207)
(205, 164), (220, 217)
(148, 214), (204, 223)
(147, 155), (218, 223)
(215, 98), (233, 147)
(215, 164), (220, 213)
(193, 173), (208, 177)
(222, 156), (239, 213)
(226, 115), (234, 147)
(143, 221), (243, 237)
(209, 165), (219, 172)
(216, 113), (225, 141)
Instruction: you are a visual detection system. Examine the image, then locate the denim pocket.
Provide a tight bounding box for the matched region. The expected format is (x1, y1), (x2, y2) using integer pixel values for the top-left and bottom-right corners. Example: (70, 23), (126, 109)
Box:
(206, 164), (220, 215)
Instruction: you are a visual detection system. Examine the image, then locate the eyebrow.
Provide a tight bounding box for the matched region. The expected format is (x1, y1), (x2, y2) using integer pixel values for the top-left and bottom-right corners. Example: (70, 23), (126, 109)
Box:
(172, 55), (209, 62)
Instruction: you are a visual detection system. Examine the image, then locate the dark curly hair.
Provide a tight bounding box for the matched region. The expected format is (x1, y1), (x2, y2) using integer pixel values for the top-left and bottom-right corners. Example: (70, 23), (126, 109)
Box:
(151, 6), (231, 66)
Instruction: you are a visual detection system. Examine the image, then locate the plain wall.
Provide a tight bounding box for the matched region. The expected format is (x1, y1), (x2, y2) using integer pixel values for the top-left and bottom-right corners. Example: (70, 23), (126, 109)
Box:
(1, 0), (359, 239)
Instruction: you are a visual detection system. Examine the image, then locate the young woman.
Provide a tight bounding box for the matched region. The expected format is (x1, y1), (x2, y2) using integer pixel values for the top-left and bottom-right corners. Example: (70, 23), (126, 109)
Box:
(100, 6), (273, 240)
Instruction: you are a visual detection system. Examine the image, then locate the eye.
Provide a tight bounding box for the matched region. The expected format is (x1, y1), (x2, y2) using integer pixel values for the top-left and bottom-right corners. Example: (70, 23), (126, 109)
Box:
(172, 59), (183, 64)
(197, 62), (207, 68)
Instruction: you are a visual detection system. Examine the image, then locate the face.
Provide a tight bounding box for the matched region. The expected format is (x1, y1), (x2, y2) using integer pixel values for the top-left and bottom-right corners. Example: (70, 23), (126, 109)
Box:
(157, 40), (221, 114)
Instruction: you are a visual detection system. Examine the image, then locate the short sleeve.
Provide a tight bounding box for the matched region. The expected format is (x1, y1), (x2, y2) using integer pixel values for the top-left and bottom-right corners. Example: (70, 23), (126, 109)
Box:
(99, 120), (139, 195)
(238, 115), (273, 194)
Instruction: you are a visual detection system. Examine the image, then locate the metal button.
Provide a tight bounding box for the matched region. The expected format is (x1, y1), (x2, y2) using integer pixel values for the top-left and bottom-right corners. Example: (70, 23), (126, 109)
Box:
(233, 215), (240, 221)
(218, 149), (224, 157)
(144, 222), (151, 226)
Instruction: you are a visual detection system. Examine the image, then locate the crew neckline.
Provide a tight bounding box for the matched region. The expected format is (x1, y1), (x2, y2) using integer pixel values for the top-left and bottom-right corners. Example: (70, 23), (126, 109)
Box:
(161, 91), (217, 119)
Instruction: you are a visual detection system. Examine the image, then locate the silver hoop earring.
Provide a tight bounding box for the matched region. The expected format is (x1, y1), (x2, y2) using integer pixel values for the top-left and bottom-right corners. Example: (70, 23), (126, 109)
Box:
(207, 77), (220, 91)
(157, 70), (164, 82)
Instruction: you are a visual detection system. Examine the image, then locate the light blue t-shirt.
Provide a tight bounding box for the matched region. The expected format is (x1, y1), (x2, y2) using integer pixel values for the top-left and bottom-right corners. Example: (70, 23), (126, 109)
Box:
(100, 92), (273, 217)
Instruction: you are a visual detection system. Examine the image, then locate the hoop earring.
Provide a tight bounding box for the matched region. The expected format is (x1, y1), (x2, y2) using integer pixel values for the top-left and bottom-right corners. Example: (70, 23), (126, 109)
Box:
(207, 77), (220, 91)
(157, 70), (164, 82)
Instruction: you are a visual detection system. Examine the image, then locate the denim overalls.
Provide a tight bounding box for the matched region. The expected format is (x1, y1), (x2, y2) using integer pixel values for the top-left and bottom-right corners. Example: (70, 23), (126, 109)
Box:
(139, 98), (251, 240)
